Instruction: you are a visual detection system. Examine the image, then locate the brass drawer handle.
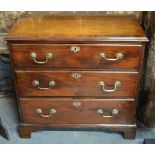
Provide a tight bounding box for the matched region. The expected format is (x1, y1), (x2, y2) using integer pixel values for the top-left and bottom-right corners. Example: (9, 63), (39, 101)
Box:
(36, 108), (56, 118)
(100, 53), (123, 61)
(71, 46), (80, 53)
(98, 81), (121, 93)
(32, 80), (56, 90)
(30, 52), (53, 64)
(96, 109), (119, 118)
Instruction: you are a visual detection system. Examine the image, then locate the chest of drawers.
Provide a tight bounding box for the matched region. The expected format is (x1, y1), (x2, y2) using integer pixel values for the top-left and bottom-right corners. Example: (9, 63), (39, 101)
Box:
(6, 14), (148, 139)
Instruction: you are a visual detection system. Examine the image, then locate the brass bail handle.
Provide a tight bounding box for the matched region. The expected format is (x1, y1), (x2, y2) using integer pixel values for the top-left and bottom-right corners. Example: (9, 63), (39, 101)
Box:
(32, 80), (56, 90)
(98, 81), (121, 93)
(100, 53), (124, 61)
(36, 108), (56, 118)
(96, 109), (119, 118)
(30, 52), (53, 64)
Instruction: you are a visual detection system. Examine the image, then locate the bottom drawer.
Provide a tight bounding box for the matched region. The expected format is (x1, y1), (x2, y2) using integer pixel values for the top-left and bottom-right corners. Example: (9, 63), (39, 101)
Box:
(19, 98), (135, 124)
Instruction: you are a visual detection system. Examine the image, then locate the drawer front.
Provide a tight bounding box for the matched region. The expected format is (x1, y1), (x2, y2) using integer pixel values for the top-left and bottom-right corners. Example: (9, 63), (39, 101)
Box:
(16, 71), (138, 97)
(20, 98), (135, 124)
(11, 44), (142, 69)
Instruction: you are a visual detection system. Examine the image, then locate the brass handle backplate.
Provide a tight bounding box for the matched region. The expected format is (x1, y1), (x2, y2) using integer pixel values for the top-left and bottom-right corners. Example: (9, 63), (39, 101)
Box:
(30, 52), (53, 64)
(100, 53), (123, 61)
(36, 108), (56, 118)
(33, 80), (56, 90)
(98, 81), (121, 93)
(96, 108), (119, 118)
(70, 46), (80, 53)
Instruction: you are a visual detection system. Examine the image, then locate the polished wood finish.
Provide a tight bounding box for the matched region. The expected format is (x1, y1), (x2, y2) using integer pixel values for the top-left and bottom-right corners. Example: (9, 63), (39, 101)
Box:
(6, 14), (148, 139)
(6, 15), (148, 42)
(11, 44), (142, 69)
(15, 71), (138, 97)
(20, 98), (135, 124)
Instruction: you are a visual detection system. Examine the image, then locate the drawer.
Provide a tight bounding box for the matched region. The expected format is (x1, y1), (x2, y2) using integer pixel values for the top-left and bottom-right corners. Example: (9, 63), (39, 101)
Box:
(20, 98), (135, 124)
(11, 44), (142, 69)
(15, 71), (138, 97)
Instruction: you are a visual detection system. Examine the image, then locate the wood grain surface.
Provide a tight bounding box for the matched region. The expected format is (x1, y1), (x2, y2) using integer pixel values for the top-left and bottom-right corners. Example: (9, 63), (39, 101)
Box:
(6, 15), (148, 42)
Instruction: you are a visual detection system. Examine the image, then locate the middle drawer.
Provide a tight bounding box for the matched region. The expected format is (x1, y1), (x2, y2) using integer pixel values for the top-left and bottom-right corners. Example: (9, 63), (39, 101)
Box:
(15, 71), (138, 97)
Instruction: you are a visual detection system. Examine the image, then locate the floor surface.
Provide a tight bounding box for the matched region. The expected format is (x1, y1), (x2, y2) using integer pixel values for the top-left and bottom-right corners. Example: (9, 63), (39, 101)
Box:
(0, 97), (155, 144)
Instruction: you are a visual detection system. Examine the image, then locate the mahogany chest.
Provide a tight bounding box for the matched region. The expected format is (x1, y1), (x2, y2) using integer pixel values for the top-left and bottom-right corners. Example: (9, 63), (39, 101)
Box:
(6, 14), (148, 139)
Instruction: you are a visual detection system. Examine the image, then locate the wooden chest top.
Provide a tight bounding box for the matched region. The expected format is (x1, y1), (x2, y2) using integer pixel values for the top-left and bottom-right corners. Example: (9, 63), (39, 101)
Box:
(6, 14), (148, 42)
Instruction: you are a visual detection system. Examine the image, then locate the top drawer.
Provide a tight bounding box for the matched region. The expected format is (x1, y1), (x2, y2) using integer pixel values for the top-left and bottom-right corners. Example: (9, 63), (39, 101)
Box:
(10, 44), (142, 69)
